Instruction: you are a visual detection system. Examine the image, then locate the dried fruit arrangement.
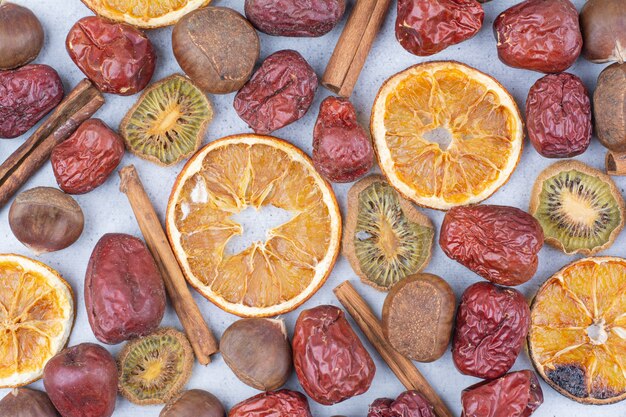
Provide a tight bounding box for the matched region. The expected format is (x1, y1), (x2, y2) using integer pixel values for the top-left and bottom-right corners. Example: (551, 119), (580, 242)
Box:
(1, 1), (626, 417)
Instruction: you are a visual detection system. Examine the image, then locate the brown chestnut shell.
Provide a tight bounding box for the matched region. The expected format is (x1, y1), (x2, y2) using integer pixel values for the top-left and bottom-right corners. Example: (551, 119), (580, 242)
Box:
(0, 2), (43, 70)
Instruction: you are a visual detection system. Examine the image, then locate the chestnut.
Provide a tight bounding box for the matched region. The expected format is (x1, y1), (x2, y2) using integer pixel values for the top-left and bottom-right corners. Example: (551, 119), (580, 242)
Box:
(160, 390), (225, 417)
(0, 2), (44, 70)
(0, 388), (60, 417)
(581, 0), (626, 63)
(9, 187), (84, 254)
(220, 318), (292, 391)
(594, 63), (626, 151)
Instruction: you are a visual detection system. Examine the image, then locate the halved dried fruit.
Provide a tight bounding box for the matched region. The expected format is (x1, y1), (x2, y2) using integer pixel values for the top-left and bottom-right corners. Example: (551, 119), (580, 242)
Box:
(529, 257), (626, 404)
(118, 328), (193, 405)
(166, 134), (341, 317)
(80, 0), (211, 28)
(529, 160), (625, 255)
(0, 254), (74, 388)
(343, 175), (433, 291)
(120, 74), (213, 166)
(371, 61), (524, 210)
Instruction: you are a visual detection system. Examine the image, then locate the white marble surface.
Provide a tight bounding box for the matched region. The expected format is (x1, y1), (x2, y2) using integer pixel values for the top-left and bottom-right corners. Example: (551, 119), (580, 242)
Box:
(1, 0), (624, 416)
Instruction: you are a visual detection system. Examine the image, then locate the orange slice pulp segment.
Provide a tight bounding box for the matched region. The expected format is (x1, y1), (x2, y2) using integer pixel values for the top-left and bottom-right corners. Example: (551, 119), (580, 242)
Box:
(167, 135), (341, 317)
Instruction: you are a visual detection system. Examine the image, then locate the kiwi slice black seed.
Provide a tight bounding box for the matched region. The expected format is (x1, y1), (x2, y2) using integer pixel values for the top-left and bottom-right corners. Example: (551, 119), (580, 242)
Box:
(530, 160), (625, 255)
(118, 328), (194, 405)
(120, 74), (213, 166)
(343, 175), (434, 291)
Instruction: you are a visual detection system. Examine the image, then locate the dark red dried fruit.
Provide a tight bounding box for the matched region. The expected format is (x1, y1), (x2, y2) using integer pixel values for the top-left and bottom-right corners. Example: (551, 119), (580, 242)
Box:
(312, 97), (373, 183)
(440, 205), (544, 286)
(234, 50), (318, 134)
(85, 233), (166, 345)
(494, 0), (582, 73)
(66, 16), (156, 95)
(43, 343), (118, 417)
(526, 73), (592, 158)
(292, 305), (376, 405)
(461, 370), (544, 417)
(228, 390), (312, 417)
(368, 391), (436, 417)
(396, 0), (484, 56)
(0, 64), (63, 139)
(51, 119), (125, 194)
(245, 0), (346, 37)
(453, 282), (531, 379)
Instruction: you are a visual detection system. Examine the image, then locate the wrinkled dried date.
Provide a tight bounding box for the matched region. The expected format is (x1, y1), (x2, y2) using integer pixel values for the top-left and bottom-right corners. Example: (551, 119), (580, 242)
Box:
(51, 119), (125, 194)
(85, 233), (166, 344)
(494, 0), (582, 73)
(453, 282), (531, 379)
(526, 73), (592, 158)
(66, 16), (156, 95)
(368, 391), (436, 417)
(440, 205), (544, 286)
(293, 305), (376, 405)
(234, 50), (318, 134)
(461, 370), (544, 417)
(396, 0), (484, 56)
(245, 0), (346, 37)
(313, 97), (373, 183)
(0, 64), (64, 139)
(228, 390), (312, 417)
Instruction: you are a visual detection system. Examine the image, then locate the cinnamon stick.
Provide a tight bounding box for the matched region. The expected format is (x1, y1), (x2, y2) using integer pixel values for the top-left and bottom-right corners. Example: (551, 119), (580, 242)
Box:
(119, 165), (218, 365)
(606, 150), (626, 176)
(334, 281), (454, 417)
(322, 0), (393, 97)
(0, 79), (104, 207)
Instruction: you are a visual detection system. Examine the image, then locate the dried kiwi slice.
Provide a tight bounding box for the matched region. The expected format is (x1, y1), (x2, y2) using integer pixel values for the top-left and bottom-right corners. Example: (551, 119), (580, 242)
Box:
(120, 74), (213, 166)
(343, 175), (434, 291)
(530, 160), (625, 255)
(118, 328), (193, 405)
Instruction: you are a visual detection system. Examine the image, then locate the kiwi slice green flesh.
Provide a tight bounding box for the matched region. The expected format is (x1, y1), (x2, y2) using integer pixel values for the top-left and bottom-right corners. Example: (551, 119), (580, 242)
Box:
(344, 175), (434, 291)
(530, 161), (625, 255)
(120, 74), (213, 166)
(118, 328), (193, 405)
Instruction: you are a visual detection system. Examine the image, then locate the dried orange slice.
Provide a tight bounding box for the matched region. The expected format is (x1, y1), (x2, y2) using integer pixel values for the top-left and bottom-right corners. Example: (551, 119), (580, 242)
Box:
(529, 257), (626, 404)
(166, 135), (341, 317)
(0, 254), (74, 388)
(371, 61), (524, 210)
(81, 0), (210, 28)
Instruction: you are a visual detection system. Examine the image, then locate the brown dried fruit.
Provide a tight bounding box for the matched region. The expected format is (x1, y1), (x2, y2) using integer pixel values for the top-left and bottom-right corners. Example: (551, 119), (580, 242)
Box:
(368, 391), (436, 417)
(228, 390), (312, 417)
(85, 233), (166, 345)
(313, 96), (373, 183)
(440, 205), (544, 286)
(382, 273), (455, 363)
(0, 2), (44, 70)
(43, 343), (118, 417)
(220, 318), (292, 391)
(0, 64), (64, 139)
(9, 187), (84, 254)
(172, 7), (259, 94)
(494, 0), (582, 73)
(245, 0), (346, 37)
(453, 282), (531, 379)
(526, 73), (592, 158)
(293, 305), (376, 405)
(234, 50), (318, 134)
(160, 390), (225, 417)
(396, 0), (484, 56)
(594, 63), (626, 151)
(0, 388), (60, 417)
(66, 16), (156, 95)
(343, 176), (434, 291)
(51, 119), (125, 194)
(580, 0), (626, 63)
(461, 370), (544, 417)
